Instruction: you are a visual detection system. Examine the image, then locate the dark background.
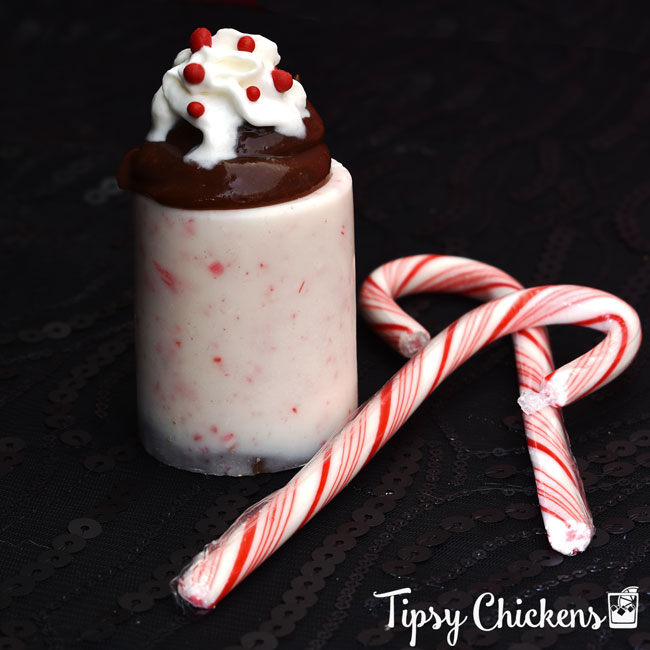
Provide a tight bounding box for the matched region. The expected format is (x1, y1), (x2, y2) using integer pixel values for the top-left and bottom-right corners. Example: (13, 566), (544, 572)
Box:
(2, 1), (650, 648)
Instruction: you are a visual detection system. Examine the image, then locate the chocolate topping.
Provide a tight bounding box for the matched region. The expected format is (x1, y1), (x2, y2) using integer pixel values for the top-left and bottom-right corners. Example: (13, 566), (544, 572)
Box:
(118, 101), (331, 209)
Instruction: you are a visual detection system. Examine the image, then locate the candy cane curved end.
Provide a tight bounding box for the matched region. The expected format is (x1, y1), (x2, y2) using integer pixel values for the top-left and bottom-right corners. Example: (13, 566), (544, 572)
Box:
(519, 298), (641, 413)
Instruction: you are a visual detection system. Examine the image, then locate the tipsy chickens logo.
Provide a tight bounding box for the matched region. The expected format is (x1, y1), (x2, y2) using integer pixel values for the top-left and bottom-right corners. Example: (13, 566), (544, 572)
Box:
(607, 586), (639, 628)
(373, 586), (640, 646)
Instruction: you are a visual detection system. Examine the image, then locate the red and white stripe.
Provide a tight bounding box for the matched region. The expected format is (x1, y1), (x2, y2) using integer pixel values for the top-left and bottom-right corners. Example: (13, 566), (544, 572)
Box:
(174, 266), (641, 609)
(360, 254), (619, 555)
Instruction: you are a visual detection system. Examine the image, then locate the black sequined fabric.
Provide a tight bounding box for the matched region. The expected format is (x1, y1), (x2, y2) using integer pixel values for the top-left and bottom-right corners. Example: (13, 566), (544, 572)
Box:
(2, 1), (650, 648)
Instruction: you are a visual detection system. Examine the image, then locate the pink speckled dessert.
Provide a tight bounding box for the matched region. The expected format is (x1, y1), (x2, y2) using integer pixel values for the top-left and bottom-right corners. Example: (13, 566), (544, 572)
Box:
(119, 28), (357, 475)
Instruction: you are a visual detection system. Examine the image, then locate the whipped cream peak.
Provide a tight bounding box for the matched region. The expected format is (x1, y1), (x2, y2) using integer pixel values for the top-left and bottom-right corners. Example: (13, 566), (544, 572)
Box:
(147, 27), (309, 169)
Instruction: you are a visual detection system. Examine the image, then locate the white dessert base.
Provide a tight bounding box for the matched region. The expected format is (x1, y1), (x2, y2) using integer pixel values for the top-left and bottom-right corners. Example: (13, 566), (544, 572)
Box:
(134, 160), (357, 475)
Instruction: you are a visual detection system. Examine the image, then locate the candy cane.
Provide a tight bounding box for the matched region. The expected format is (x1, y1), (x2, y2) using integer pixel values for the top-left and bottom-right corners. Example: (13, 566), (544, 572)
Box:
(173, 280), (641, 610)
(360, 254), (596, 555)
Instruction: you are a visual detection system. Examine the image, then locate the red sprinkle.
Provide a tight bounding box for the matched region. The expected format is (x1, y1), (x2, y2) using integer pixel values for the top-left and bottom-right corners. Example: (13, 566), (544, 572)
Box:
(271, 69), (293, 93)
(187, 101), (205, 118)
(183, 63), (205, 84)
(153, 261), (178, 292)
(246, 85), (260, 102)
(190, 27), (212, 52)
(193, 433), (203, 441)
(208, 261), (225, 276)
(213, 357), (222, 363)
(184, 217), (196, 236)
(210, 425), (218, 433)
(175, 340), (182, 347)
(292, 407), (298, 413)
(237, 35), (255, 52)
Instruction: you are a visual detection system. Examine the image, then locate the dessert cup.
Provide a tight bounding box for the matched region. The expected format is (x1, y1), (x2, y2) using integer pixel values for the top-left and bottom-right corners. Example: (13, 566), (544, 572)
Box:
(134, 160), (357, 475)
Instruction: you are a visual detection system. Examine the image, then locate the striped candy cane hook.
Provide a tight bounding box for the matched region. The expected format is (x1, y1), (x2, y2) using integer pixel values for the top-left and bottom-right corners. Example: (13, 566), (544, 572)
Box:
(360, 254), (597, 554)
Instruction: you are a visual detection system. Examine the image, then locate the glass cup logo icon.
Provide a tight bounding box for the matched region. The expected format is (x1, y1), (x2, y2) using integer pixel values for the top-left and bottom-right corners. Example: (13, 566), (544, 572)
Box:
(607, 586), (639, 628)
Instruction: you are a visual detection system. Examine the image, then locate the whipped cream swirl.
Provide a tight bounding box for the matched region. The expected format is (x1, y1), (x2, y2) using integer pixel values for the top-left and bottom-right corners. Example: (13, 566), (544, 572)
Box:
(147, 28), (309, 168)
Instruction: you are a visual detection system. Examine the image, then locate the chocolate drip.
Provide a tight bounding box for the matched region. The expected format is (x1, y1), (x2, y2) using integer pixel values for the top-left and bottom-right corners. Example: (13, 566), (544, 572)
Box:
(117, 101), (331, 209)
